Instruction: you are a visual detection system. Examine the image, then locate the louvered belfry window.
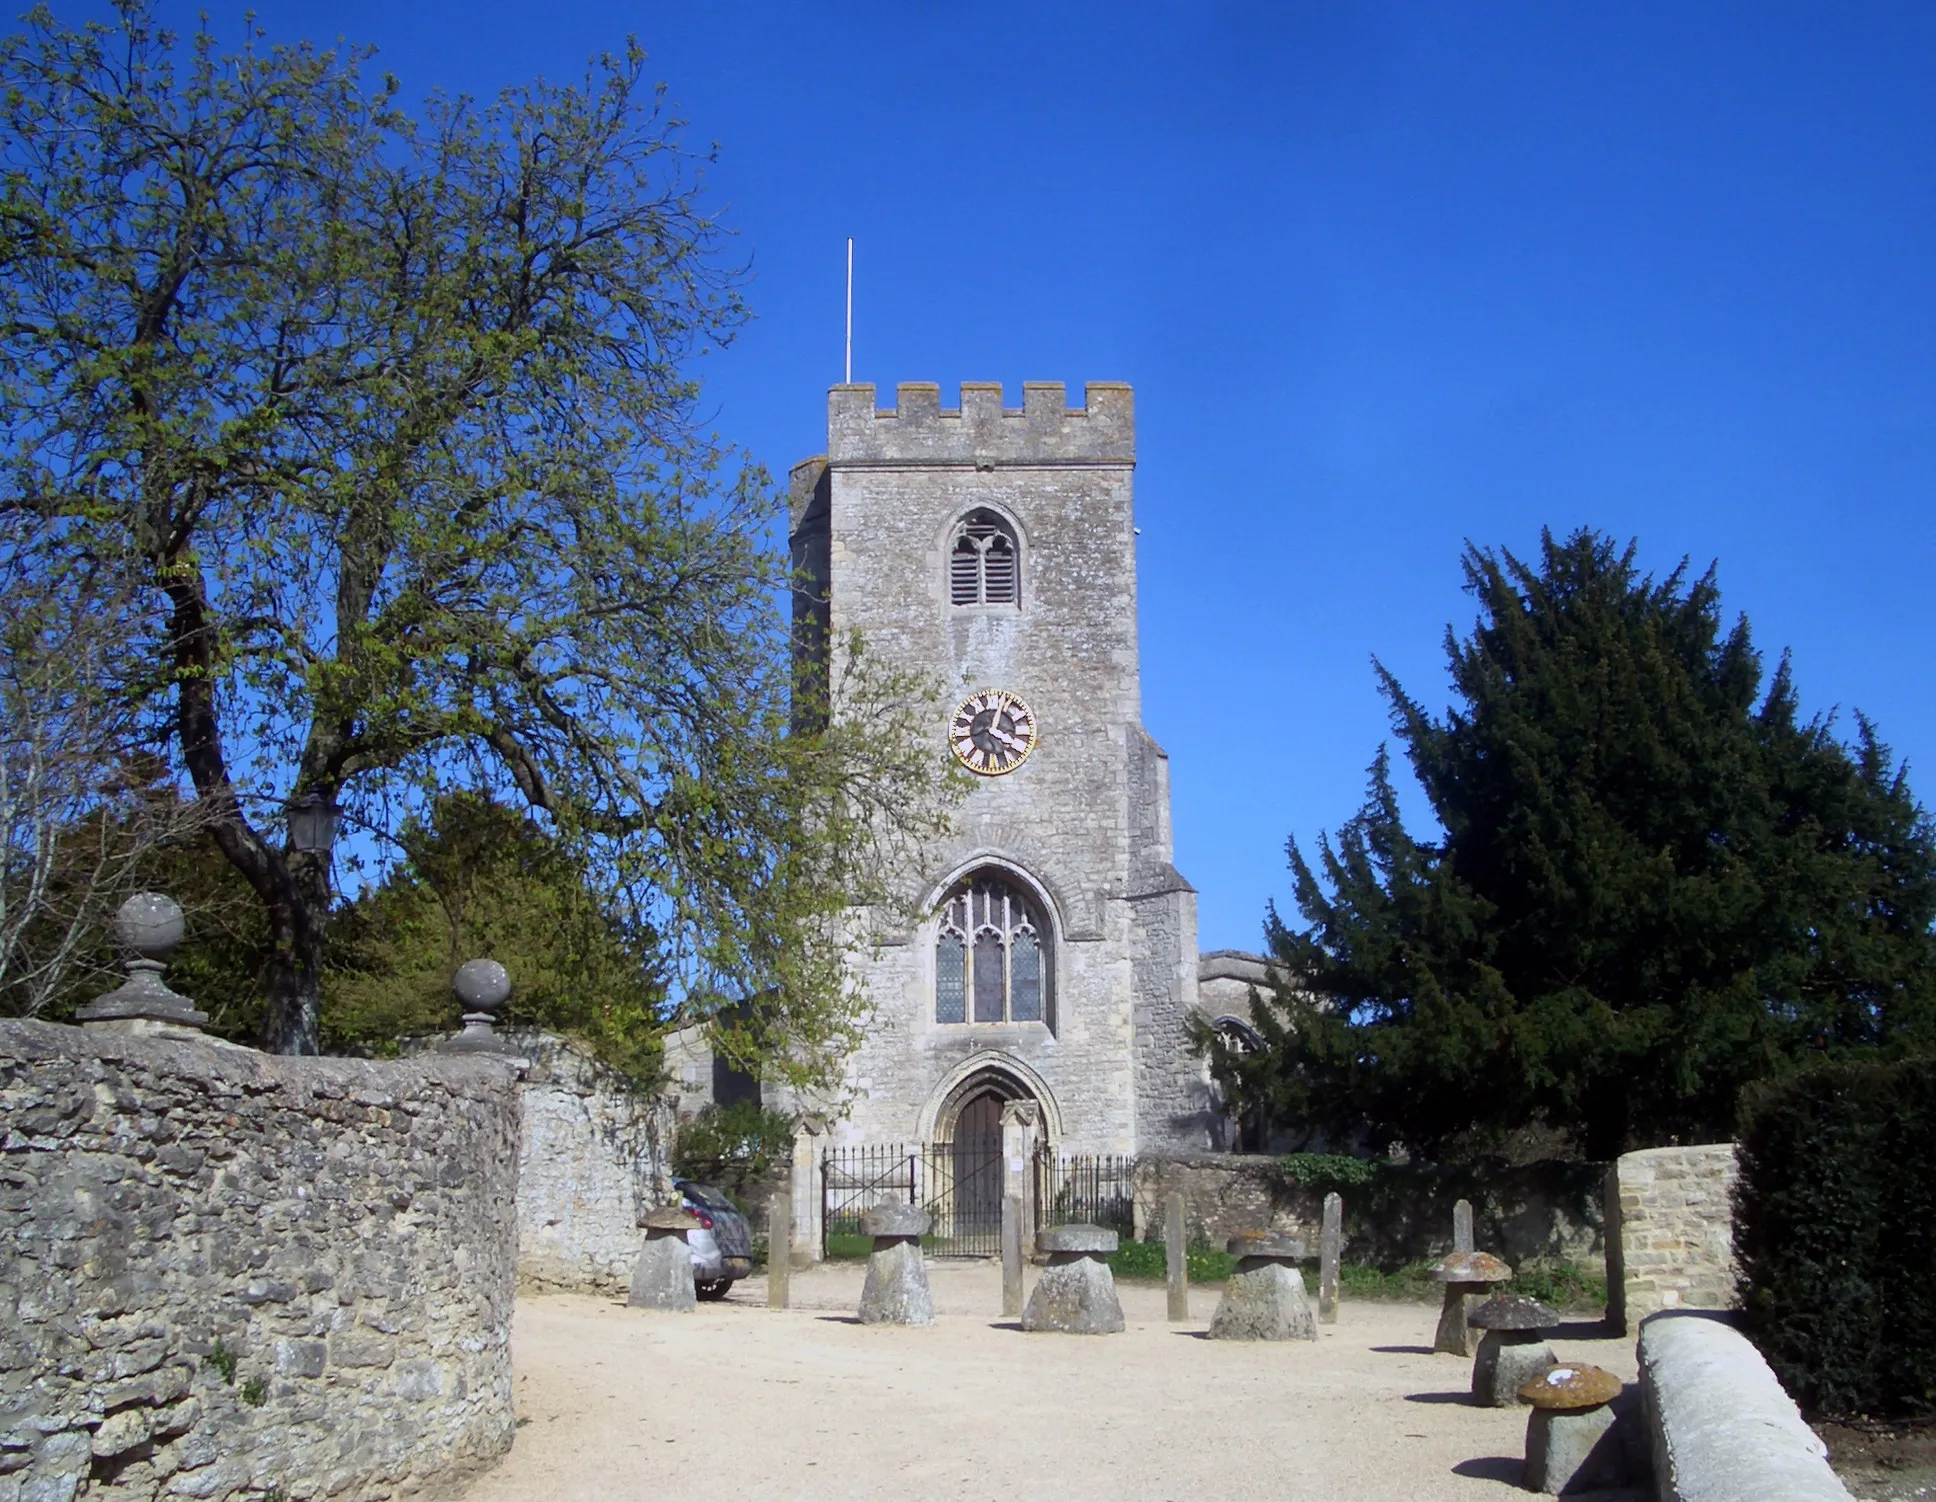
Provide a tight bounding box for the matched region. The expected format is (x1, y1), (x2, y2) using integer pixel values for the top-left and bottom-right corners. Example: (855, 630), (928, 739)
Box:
(949, 510), (1020, 606)
(934, 873), (1051, 1025)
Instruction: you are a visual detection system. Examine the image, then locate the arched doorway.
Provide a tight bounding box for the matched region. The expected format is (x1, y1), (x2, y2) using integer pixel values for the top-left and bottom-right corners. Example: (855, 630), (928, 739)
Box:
(948, 1089), (1006, 1246)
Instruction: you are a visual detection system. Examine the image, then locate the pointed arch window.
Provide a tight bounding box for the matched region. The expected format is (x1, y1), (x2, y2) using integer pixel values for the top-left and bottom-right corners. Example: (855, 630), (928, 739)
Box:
(949, 510), (1020, 606)
(934, 872), (1052, 1026)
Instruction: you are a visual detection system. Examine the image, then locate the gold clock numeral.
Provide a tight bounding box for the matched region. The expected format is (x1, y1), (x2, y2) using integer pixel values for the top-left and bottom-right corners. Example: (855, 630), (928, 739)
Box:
(949, 688), (1037, 776)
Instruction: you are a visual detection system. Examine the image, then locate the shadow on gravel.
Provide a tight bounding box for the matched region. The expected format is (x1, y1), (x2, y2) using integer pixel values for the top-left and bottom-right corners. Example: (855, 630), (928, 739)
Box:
(1403, 1391), (1474, 1405)
(1452, 1457), (1523, 1483)
(814, 1314), (863, 1325)
(1554, 1317), (1620, 1340)
(1371, 1344), (1436, 1355)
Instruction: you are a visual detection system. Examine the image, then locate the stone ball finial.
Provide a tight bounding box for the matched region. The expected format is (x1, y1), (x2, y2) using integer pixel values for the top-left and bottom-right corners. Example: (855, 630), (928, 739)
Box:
(452, 959), (511, 1017)
(113, 892), (185, 962)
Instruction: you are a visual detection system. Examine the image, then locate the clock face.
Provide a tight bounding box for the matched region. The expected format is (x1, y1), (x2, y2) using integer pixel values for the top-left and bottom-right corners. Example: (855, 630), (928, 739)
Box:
(949, 689), (1038, 776)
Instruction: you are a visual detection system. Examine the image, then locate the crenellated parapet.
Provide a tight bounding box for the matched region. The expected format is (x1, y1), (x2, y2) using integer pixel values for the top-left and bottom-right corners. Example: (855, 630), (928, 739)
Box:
(827, 381), (1134, 467)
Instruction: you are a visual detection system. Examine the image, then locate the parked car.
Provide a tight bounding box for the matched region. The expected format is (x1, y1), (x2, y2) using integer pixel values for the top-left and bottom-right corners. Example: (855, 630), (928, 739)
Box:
(675, 1180), (755, 1300)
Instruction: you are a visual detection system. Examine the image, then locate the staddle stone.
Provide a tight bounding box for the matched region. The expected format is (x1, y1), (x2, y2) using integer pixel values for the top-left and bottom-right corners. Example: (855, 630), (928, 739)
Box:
(859, 1203), (931, 1240)
(1023, 1225), (1124, 1334)
(1521, 1371), (1631, 1497)
(628, 1230), (695, 1312)
(1208, 1261), (1318, 1341)
(1037, 1223), (1118, 1256)
(1426, 1249), (1513, 1356)
(859, 1238), (934, 1326)
(1469, 1293), (1561, 1406)
(639, 1206), (697, 1234)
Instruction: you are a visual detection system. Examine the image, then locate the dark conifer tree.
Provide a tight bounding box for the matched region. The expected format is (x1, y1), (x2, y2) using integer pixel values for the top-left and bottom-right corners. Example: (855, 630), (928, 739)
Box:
(1209, 530), (1936, 1160)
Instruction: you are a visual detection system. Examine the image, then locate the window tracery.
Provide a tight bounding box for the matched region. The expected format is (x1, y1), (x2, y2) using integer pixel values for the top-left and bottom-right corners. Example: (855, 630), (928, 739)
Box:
(949, 510), (1020, 606)
(934, 873), (1049, 1025)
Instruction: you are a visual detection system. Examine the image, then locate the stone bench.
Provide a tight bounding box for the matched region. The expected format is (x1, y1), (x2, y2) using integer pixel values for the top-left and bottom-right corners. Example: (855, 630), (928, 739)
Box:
(1022, 1224), (1124, 1334)
(1208, 1233), (1316, 1341)
(857, 1204), (934, 1326)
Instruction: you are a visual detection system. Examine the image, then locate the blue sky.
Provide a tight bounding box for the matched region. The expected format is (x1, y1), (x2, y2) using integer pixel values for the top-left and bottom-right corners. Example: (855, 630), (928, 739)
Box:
(107, 2), (1936, 951)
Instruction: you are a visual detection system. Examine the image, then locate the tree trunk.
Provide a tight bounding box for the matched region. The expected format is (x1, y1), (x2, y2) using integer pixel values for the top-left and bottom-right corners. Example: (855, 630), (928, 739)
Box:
(259, 852), (330, 1055)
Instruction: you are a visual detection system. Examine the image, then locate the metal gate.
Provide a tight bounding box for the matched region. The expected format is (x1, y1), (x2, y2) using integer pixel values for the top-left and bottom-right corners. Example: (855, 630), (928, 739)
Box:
(822, 1143), (1136, 1259)
(820, 1138), (1010, 1258)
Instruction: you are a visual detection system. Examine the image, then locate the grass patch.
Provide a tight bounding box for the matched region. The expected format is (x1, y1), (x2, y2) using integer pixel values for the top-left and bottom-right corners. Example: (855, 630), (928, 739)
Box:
(1104, 1245), (1604, 1311)
(1106, 1240), (1237, 1284)
(825, 1231), (872, 1260)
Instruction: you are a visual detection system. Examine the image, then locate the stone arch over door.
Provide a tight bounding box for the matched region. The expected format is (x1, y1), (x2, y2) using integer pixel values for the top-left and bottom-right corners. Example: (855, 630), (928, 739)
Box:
(919, 1052), (1063, 1148)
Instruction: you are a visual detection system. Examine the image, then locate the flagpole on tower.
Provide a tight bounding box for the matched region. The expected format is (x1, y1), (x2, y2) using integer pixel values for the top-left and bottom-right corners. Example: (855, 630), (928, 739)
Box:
(844, 237), (853, 385)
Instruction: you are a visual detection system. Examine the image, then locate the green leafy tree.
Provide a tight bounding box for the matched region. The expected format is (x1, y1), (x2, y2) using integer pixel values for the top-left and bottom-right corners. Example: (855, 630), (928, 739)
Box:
(670, 1099), (797, 1206)
(1, 5), (956, 1068)
(326, 792), (665, 1079)
(1208, 530), (1936, 1160)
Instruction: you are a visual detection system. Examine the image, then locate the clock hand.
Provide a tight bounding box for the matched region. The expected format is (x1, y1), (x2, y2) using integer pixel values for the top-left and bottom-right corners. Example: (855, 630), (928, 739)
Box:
(988, 725), (1026, 752)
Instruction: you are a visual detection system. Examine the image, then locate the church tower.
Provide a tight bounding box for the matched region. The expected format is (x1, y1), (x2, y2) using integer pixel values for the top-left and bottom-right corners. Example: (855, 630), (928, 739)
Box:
(789, 381), (1209, 1154)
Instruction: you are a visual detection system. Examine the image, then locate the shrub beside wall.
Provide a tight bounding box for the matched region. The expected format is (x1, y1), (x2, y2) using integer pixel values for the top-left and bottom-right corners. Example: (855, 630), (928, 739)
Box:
(1735, 1057), (1936, 1418)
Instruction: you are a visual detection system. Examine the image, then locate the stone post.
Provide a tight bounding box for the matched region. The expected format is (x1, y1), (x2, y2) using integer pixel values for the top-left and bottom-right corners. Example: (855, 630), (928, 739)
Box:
(1164, 1192), (1189, 1322)
(1453, 1197), (1475, 1253)
(1208, 1233), (1316, 1341)
(999, 1099), (1041, 1251)
(1001, 1194), (1025, 1318)
(767, 1191), (791, 1309)
(791, 1116), (826, 1266)
(75, 893), (211, 1039)
(629, 1207), (698, 1311)
(1319, 1191), (1342, 1324)
(857, 1204), (934, 1325)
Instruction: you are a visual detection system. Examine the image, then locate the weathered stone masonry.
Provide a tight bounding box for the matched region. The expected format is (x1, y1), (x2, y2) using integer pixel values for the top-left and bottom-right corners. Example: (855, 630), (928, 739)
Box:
(0, 1020), (519, 1502)
(1607, 1142), (1739, 1333)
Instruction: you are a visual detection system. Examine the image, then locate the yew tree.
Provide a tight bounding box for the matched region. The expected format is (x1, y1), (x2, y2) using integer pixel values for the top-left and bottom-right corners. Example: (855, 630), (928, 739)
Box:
(1, 4), (952, 1065)
(1209, 530), (1936, 1160)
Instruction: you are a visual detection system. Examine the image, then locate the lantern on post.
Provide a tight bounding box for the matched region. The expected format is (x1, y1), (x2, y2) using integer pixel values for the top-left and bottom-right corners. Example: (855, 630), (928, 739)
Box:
(285, 791), (341, 855)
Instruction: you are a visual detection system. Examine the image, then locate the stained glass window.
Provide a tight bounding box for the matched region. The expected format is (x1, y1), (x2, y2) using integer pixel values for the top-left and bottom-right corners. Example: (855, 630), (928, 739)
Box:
(934, 872), (1052, 1027)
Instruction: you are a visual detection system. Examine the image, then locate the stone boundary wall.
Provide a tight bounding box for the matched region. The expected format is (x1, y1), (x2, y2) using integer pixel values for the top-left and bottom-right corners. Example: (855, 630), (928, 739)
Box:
(508, 1032), (672, 1293)
(1606, 1143), (1738, 1333)
(1131, 1153), (1604, 1269)
(1, 1019), (520, 1502)
(1639, 1311), (1852, 1502)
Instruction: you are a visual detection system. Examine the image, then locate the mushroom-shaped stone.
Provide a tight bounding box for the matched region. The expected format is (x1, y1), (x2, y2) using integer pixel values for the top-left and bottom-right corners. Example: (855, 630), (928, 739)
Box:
(629, 1204), (698, 1312)
(1519, 1364), (1622, 1411)
(1226, 1232), (1307, 1262)
(1023, 1224), (1124, 1334)
(859, 1203), (931, 1240)
(858, 1204), (934, 1325)
(1425, 1250), (1512, 1356)
(1209, 1232), (1317, 1341)
(1467, 1293), (1561, 1406)
(1519, 1365), (1630, 1496)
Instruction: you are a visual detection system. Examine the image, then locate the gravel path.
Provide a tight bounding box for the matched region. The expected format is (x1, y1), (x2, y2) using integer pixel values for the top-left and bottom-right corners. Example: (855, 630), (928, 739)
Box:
(461, 1262), (1642, 1502)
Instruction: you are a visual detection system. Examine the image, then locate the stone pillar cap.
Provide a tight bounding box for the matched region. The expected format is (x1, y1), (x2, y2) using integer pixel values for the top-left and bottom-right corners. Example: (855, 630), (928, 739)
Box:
(640, 1206), (697, 1232)
(1519, 1364), (1622, 1411)
(1037, 1223), (1118, 1255)
(1227, 1232), (1307, 1260)
(859, 1204), (931, 1239)
(1426, 1250), (1513, 1284)
(1469, 1292), (1560, 1330)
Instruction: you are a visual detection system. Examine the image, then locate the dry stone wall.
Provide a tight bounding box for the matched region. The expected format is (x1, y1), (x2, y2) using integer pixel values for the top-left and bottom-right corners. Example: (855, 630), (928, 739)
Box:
(0, 1019), (520, 1502)
(1133, 1154), (1605, 1270)
(1607, 1143), (1739, 1332)
(509, 1031), (671, 1293)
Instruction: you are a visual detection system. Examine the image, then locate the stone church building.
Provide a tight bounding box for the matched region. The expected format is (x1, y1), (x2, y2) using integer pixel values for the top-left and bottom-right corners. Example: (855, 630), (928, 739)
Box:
(785, 380), (1264, 1157)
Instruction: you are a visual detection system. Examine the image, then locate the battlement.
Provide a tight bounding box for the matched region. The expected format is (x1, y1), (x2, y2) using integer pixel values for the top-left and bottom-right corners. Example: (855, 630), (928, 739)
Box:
(827, 382), (1134, 467)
